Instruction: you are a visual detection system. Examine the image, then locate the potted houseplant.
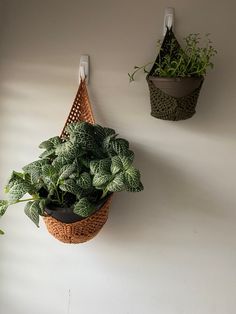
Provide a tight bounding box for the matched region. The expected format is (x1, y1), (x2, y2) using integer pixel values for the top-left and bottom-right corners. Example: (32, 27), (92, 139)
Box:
(129, 28), (217, 121)
(0, 121), (143, 242)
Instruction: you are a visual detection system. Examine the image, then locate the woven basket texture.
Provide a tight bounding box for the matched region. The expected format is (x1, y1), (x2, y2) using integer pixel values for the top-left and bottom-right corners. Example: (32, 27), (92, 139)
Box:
(147, 78), (203, 121)
(44, 196), (112, 244)
(43, 79), (112, 243)
(60, 79), (95, 138)
(146, 28), (203, 121)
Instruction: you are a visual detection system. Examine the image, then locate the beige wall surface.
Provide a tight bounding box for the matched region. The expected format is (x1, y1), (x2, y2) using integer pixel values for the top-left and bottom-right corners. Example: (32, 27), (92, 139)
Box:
(0, 1), (236, 313)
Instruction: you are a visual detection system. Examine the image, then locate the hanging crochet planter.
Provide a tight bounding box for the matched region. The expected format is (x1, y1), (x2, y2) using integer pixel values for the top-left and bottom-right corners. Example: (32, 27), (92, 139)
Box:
(146, 28), (204, 121)
(0, 76), (144, 243)
(44, 195), (112, 244)
(42, 79), (112, 244)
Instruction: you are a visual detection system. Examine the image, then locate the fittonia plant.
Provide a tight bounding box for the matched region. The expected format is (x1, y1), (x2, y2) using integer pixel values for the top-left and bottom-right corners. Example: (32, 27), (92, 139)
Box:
(0, 121), (143, 233)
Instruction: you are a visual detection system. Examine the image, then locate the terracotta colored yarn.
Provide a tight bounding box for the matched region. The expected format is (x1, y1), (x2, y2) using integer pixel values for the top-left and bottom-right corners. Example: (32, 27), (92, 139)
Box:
(44, 196), (112, 244)
(60, 78), (95, 138)
(43, 79), (112, 243)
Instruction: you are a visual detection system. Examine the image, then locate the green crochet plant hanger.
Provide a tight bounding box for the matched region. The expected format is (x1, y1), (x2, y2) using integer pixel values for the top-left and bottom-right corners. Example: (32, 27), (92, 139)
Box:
(146, 27), (204, 121)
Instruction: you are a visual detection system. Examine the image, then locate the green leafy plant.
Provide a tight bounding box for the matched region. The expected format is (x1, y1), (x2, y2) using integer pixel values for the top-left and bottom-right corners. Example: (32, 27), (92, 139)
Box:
(0, 122), (143, 231)
(128, 33), (217, 81)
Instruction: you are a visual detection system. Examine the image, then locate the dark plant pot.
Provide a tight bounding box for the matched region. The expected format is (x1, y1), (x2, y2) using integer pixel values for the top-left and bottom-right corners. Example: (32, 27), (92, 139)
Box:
(44, 195), (111, 223)
(146, 76), (204, 121)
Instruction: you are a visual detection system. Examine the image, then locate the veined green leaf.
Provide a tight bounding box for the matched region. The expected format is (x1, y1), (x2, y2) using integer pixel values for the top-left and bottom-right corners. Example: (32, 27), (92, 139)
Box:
(65, 122), (81, 134)
(65, 121), (93, 135)
(127, 150), (135, 160)
(110, 156), (123, 174)
(103, 127), (116, 137)
(76, 130), (96, 150)
(39, 136), (61, 150)
(23, 160), (48, 185)
(90, 160), (100, 175)
(107, 172), (125, 192)
(110, 155), (133, 174)
(0, 201), (8, 216)
(59, 179), (80, 195)
(42, 164), (55, 176)
(42, 165), (58, 189)
(23, 173), (32, 186)
(6, 171), (25, 191)
(9, 171), (24, 180)
(52, 157), (68, 172)
(8, 181), (29, 202)
(111, 138), (129, 156)
(73, 198), (95, 217)
(6, 171), (35, 195)
(126, 181), (144, 192)
(93, 125), (116, 140)
(30, 169), (43, 185)
(93, 173), (112, 187)
(103, 134), (117, 152)
(24, 201), (41, 227)
(55, 141), (77, 160)
(58, 164), (76, 180)
(39, 148), (55, 159)
(90, 159), (111, 175)
(124, 166), (140, 188)
(38, 199), (47, 215)
(120, 155), (133, 170)
(77, 172), (92, 189)
(66, 122), (96, 151)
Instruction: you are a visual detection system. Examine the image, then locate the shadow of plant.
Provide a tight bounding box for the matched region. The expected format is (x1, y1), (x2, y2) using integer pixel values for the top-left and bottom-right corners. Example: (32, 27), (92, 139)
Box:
(102, 142), (233, 245)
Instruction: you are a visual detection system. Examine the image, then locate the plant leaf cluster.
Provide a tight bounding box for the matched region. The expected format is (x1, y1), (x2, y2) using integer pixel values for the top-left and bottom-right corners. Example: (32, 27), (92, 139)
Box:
(128, 33), (217, 81)
(0, 122), (143, 230)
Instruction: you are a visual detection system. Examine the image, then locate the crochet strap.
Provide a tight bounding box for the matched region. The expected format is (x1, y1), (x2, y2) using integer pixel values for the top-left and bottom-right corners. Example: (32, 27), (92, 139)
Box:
(60, 79), (95, 138)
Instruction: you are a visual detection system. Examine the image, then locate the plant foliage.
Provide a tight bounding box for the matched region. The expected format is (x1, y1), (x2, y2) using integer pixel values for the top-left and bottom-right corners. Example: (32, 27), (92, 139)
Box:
(128, 32), (217, 81)
(0, 122), (143, 231)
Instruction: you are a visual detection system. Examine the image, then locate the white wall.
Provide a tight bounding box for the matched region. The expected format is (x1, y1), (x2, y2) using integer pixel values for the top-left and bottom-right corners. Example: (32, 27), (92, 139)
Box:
(0, 1), (236, 313)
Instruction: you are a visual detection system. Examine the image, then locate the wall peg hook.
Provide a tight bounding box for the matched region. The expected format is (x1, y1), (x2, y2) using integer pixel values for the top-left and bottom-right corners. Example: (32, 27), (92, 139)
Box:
(163, 7), (174, 36)
(79, 55), (89, 84)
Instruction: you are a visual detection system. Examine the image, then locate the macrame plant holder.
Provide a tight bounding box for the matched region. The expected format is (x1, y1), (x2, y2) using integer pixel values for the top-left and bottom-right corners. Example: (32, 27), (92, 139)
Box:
(43, 79), (112, 244)
(146, 27), (204, 121)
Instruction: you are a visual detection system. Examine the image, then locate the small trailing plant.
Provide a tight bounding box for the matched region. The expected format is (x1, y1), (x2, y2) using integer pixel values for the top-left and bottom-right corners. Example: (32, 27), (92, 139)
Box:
(128, 33), (217, 81)
(0, 121), (143, 233)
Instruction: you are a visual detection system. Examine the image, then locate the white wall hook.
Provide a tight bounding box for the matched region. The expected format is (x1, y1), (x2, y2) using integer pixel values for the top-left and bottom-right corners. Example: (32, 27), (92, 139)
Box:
(79, 55), (89, 84)
(163, 7), (174, 36)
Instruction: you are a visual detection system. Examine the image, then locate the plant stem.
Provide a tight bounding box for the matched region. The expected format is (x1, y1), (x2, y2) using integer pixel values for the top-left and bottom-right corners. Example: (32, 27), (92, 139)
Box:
(101, 189), (108, 199)
(55, 189), (62, 204)
(128, 62), (153, 81)
(16, 197), (39, 203)
(171, 55), (183, 76)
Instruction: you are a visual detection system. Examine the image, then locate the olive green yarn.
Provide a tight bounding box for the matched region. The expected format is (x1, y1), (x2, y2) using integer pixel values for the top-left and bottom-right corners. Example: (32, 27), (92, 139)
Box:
(146, 27), (204, 121)
(147, 78), (203, 121)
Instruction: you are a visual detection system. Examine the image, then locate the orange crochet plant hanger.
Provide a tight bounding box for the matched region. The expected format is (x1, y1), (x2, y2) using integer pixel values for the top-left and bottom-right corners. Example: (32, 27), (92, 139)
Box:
(43, 79), (112, 244)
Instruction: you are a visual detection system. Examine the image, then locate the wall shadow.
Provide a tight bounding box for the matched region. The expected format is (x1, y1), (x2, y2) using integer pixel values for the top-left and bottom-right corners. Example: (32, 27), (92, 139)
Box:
(102, 143), (232, 245)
